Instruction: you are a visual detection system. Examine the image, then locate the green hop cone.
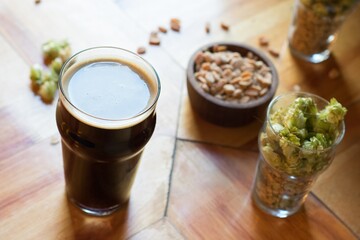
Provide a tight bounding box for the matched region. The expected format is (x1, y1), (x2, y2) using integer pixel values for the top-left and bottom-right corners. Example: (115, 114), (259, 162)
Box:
(300, 0), (360, 17)
(264, 96), (347, 176)
(38, 80), (58, 103)
(50, 57), (63, 75)
(30, 64), (43, 85)
(314, 98), (347, 136)
(42, 39), (71, 64)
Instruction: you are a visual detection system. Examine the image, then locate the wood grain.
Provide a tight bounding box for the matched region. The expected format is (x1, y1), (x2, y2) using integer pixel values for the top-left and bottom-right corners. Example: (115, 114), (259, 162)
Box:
(336, 100), (360, 154)
(314, 143), (360, 236)
(313, 101), (360, 236)
(0, 0), (359, 239)
(178, 93), (261, 148)
(0, 34), (57, 160)
(129, 219), (184, 240)
(0, 135), (175, 240)
(168, 141), (357, 239)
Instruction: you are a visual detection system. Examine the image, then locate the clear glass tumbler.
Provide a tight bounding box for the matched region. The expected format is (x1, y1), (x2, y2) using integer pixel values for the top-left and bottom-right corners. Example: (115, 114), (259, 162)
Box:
(56, 47), (160, 216)
(288, 0), (359, 63)
(252, 92), (345, 218)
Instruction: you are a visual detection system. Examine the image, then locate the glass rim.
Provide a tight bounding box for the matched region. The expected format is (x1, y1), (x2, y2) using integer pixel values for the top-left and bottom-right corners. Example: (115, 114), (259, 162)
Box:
(58, 46), (161, 122)
(266, 91), (346, 152)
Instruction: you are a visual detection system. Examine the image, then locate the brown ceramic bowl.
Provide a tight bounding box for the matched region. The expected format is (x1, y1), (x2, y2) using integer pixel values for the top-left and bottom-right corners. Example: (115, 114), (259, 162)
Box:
(187, 42), (278, 127)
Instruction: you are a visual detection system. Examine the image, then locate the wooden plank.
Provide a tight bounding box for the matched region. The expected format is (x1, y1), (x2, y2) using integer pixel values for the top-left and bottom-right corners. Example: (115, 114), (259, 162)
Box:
(337, 100), (360, 153)
(0, 1), (182, 237)
(313, 101), (360, 236)
(0, 135), (174, 239)
(175, 0), (360, 147)
(117, 0), (292, 69)
(168, 140), (357, 239)
(177, 93), (261, 148)
(0, 136), (65, 239)
(0, 35), (58, 160)
(115, 0), (240, 32)
(0, 0), (184, 139)
(0, 0), (143, 64)
(271, 5), (360, 105)
(0, 0), (359, 238)
(313, 143), (360, 237)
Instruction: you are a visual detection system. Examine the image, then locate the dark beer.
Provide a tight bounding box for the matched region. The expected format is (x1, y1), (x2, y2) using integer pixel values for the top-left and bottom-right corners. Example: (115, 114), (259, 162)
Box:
(56, 47), (160, 215)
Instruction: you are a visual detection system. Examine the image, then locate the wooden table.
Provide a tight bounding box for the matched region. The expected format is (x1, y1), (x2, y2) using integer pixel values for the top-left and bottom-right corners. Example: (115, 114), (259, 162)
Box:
(1, 0), (359, 239)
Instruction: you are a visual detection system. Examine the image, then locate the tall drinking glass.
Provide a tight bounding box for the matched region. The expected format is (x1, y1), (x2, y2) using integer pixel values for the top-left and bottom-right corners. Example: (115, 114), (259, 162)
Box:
(252, 92), (345, 218)
(56, 47), (160, 216)
(288, 0), (359, 63)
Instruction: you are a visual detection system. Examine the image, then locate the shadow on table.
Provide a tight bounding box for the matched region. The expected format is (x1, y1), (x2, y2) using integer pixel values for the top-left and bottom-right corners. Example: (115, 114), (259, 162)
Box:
(188, 104), (262, 150)
(290, 53), (350, 102)
(66, 199), (130, 240)
(250, 198), (315, 239)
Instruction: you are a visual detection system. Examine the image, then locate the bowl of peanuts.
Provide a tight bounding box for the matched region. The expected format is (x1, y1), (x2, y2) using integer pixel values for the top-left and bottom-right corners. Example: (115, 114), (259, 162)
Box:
(187, 42), (278, 127)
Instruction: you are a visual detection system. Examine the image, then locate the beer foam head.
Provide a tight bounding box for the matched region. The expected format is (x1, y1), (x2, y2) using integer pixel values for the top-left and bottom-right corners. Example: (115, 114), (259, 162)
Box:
(59, 47), (160, 129)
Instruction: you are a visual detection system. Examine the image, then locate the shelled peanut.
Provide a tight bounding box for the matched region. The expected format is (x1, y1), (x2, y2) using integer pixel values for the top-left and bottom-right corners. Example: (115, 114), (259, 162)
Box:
(193, 46), (273, 103)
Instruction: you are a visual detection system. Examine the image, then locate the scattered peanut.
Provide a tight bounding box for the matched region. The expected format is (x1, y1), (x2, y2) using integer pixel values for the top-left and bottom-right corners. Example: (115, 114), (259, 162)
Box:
(205, 22), (211, 34)
(50, 135), (60, 145)
(149, 31), (161, 45)
(137, 46), (146, 55)
(268, 49), (280, 58)
(194, 46), (273, 103)
(170, 18), (181, 32)
(158, 26), (167, 33)
(220, 22), (230, 31)
(258, 36), (281, 59)
(259, 36), (269, 47)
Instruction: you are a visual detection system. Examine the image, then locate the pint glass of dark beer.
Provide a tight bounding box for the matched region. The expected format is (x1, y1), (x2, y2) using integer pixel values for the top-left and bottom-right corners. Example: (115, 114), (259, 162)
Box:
(56, 47), (160, 216)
